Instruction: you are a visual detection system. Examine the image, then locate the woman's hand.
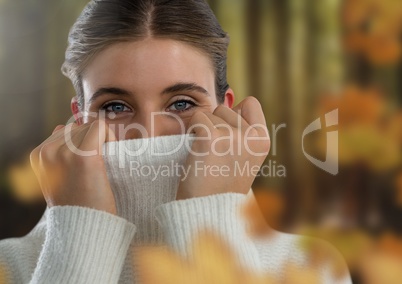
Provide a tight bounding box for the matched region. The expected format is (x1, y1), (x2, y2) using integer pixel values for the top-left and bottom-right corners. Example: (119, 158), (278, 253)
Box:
(30, 120), (117, 215)
(176, 96), (270, 200)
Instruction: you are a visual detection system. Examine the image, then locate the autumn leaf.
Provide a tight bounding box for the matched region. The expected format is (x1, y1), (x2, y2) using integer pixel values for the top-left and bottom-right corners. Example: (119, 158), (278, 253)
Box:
(342, 0), (402, 64)
(319, 85), (386, 127)
(317, 85), (401, 171)
(365, 34), (401, 65)
(136, 230), (275, 284)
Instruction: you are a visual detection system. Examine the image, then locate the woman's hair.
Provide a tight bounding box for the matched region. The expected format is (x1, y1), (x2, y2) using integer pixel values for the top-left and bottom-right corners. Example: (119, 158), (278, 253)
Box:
(62, 0), (230, 110)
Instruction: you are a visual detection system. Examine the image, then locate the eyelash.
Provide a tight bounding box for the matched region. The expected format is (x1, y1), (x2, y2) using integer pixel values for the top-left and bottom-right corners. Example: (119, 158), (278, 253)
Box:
(100, 101), (131, 113)
(167, 98), (197, 113)
(98, 98), (198, 114)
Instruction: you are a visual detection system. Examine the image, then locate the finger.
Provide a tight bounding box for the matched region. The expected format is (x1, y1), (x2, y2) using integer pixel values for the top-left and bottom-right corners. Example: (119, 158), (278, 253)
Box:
(30, 146), (41, 175)
(52, 125), (65, 134)
(202, 111), (236, 133)
(105, 122), (117, 143)
(58, 120), (113, 157)
(47, 122), (79, 141)
(187, 111), (215, 137)
(43, 122), (86, 148)
(232, 96), (266, 127)
(30, 124), (71, 170)
(32, 123), (73, 155)
(213, 104), (250, 130)
(79, 120), (109, 154)
(232, 97), (268, 137)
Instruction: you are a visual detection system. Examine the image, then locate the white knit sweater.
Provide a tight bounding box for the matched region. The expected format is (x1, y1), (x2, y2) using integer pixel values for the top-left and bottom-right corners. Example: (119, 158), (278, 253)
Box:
(0, 135), (352, 283)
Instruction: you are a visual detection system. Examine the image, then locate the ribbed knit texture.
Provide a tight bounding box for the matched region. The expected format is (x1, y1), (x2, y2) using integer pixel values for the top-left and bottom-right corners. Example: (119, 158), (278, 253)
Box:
(103, 134), (193, 283)
(0, 134), (352, 284)
(103, 134), (192, 245)
(30, 207), (136, 284)
(155, 193), (264, 271)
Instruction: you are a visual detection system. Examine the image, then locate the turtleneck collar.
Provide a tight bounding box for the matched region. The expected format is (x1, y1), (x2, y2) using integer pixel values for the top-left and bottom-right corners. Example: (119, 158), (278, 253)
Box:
(103, 134), (193, 245)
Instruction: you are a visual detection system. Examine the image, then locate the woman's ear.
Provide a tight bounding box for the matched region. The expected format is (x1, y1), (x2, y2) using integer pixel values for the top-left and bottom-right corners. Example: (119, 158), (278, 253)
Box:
(71, 96), (83, 125)
(223, 88), (235, 108)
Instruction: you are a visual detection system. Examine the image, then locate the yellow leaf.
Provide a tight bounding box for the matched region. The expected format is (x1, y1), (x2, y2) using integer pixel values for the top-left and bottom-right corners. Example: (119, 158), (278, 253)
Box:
(136, 230), (276, 284)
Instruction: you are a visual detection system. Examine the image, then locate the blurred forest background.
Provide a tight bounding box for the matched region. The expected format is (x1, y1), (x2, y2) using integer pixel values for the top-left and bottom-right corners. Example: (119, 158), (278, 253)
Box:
(0, 0), (401, 283)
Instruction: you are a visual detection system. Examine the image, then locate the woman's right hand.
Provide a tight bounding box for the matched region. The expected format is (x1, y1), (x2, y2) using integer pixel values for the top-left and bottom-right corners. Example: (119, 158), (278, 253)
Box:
(30, 120), (117, 215)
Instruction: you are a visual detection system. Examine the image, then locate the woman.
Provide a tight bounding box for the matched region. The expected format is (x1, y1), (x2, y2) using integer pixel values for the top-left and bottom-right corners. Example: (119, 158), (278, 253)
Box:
(0, 0), (351, 283)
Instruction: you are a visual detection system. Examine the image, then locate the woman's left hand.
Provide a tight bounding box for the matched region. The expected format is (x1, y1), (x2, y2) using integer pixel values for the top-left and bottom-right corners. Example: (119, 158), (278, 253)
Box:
(176, 96), (270, 200)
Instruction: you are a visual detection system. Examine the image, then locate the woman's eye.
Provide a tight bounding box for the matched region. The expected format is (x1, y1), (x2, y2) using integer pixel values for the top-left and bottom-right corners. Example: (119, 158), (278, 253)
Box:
(101, 102), (131, 113)
(168, 99), (196, 112)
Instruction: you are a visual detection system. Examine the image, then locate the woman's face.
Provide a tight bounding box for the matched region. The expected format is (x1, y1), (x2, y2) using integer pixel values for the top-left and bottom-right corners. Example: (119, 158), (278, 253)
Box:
(78, 38), (233, 140)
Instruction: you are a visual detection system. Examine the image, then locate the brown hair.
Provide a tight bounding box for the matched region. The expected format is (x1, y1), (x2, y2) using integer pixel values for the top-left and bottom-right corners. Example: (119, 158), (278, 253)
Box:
(62, 0), (230, 110)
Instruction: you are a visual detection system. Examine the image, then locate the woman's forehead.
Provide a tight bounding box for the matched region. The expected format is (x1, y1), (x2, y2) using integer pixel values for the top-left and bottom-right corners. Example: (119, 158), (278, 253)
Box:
(82, 38), (216, 100)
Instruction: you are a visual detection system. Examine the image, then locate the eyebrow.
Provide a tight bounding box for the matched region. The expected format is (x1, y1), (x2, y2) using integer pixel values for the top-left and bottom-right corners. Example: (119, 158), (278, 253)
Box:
(89, 87), (132, 103)
(162, 83), (210, 96)
(89, 82), (210, 103)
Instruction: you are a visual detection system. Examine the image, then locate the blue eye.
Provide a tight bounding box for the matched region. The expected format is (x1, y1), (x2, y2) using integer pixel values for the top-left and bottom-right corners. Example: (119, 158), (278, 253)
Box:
(168, 99), (196, 112)
(101, 102), (131, 113)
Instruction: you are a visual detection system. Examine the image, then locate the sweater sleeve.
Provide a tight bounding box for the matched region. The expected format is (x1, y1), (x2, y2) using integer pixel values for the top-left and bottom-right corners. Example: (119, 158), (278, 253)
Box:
(30, 206), (136, 284)
(154, 193), (263, 272)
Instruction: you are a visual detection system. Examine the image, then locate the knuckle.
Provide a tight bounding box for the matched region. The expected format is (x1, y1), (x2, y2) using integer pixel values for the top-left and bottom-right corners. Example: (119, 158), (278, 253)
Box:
(213, 104), (226, 116)
(244, 96), (260, 105)
(210, 127), (220, 138)
(261, 139), (271, 153)
(30, 147), (40, 165)
(91, 120), (104, 130)
(38, 144), (52, 162)
(248, 128), (259, 137)
(90, 120), (100, 127)
(244, 96), (262, 111)
(30, 146), (40, 158)
(190, 111), (204, 123)
(58, 147), (72, 161)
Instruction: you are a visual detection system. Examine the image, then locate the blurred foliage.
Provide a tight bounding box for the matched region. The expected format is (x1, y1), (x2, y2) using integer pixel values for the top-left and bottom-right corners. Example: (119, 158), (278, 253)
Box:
(7, 155), (42, 203)
(137, 230), (275, 284)
(137, 229), (333, 284)
(342, 0), (402, 65)
(318, 85), (401, 172)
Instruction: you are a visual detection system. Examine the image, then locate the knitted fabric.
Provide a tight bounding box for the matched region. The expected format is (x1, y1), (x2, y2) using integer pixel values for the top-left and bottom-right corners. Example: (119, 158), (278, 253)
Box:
(0, 135), (352, 283)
